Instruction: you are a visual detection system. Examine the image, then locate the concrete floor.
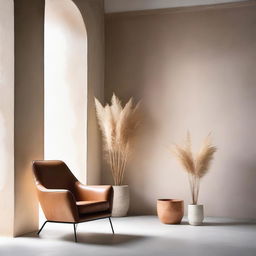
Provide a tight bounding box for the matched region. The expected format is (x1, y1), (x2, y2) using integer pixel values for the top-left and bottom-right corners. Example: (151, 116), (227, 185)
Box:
(0, 216), (255, 256)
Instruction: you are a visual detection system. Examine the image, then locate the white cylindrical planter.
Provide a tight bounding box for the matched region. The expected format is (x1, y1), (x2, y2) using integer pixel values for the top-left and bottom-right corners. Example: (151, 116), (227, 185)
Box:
(188, 204), (204, 226)
(112, 185), (130, 217)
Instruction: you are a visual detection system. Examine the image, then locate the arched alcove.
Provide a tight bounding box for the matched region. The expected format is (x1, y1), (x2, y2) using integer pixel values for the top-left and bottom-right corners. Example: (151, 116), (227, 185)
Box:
(44, 0), (87, 182)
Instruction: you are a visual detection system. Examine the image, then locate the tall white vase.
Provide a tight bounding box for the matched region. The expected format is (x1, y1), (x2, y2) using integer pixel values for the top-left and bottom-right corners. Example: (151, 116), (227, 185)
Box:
(188, 204), (204, 225)
(112, 185), (130, 217)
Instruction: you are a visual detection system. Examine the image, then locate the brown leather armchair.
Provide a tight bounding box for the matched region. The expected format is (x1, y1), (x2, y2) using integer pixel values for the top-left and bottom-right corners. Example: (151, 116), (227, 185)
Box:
(32, 160), (114, 242)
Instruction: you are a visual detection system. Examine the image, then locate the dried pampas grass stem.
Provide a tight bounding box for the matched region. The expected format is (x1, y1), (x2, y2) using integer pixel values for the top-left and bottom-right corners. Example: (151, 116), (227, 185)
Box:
(95, 94), (140, 185)
(172, 132), (217, 204)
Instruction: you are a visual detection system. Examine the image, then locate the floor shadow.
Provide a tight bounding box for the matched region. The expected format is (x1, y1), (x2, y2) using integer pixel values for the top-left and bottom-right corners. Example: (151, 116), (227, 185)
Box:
(179, 221), (189, 225)
(157, 220), (256, 227)
(62, 232), (148, 245)
(159, 221), (189, 226)
(21, 232), (38, 238)
(22, 230), (148, 245)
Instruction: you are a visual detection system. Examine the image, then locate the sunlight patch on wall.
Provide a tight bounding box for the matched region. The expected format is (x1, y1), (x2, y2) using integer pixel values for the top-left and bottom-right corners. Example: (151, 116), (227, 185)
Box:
(44, 0), (87, 182)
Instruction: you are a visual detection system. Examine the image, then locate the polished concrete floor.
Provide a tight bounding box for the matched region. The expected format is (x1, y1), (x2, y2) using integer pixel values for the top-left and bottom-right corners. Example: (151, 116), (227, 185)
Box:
(0, 216), (255, 256)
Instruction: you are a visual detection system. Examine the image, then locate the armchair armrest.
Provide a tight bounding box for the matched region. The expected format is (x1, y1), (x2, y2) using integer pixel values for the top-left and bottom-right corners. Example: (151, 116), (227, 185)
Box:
(36, 184), (79, 222)
(75, 182), (113, 203)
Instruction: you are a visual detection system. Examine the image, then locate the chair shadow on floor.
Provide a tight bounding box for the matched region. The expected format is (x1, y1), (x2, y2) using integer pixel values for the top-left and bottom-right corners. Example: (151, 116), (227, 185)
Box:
(23, 231), (148, 245)
(62, 232), (148, 245)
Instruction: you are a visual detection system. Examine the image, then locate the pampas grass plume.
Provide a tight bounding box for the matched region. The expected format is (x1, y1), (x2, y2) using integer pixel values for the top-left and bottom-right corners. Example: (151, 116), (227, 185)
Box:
(95, 94), (140, 185)
(172, 132), (217, 204)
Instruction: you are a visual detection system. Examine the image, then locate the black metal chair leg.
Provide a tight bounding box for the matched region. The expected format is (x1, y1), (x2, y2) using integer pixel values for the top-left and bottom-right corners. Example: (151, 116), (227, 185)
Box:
(109, 217), (115, 234)
(73, 223), (78, 242)
(37, 221), (48, 235)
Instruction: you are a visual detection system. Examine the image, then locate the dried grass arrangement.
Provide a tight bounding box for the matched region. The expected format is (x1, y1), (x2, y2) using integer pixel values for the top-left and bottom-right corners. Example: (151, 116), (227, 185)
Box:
(172, 133), (217, 205)
(95, 94), (140, 185)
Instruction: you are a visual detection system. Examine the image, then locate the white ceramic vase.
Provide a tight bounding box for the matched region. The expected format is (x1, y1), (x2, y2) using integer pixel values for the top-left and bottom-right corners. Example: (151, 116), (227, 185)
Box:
(188, 204), (204, 225)
(112, 185), (130, 217)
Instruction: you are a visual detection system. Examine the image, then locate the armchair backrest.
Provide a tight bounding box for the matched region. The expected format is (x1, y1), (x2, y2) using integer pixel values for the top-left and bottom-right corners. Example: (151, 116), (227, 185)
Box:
(33, 160), (78, 194)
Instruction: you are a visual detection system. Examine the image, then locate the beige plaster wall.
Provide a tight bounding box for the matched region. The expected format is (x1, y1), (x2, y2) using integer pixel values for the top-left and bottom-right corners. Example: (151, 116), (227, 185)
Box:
(72, 0), (105, 185)
(105, 1), (256, 218)
(0, 0), (14, 237)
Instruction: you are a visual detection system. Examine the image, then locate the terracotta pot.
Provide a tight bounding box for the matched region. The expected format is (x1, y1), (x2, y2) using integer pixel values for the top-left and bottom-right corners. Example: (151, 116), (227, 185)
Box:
(112, 185), (130, 217)
(157, 199), (184, 224)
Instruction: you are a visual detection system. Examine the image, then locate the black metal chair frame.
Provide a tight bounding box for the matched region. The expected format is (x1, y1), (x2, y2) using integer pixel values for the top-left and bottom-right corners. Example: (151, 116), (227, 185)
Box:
(37, 217), (115, 242)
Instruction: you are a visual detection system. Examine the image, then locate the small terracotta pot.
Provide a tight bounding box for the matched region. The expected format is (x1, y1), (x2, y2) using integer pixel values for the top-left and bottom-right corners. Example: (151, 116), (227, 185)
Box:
(157, 199), (184, 224)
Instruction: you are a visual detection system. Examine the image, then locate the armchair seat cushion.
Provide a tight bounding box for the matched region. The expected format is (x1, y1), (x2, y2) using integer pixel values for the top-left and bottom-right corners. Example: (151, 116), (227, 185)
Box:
(76, 200), (110, 215)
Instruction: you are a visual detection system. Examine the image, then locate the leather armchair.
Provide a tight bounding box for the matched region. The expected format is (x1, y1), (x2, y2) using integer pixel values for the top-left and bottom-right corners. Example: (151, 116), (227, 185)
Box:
(33, 160), (114, 242)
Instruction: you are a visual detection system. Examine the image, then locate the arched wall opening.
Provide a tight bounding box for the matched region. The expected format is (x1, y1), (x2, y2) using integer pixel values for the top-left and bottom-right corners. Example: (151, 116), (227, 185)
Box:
(44, 0), (88, 183)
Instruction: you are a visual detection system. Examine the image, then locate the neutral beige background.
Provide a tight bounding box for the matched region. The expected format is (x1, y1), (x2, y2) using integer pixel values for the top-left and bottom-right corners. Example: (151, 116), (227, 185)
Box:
(0, 0), (14, 236)
(104, 1), (256, 218)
